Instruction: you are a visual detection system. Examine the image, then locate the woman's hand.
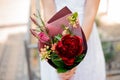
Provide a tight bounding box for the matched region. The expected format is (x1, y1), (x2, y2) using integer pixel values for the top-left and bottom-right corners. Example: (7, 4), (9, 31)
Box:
(58, 67), (76, 80)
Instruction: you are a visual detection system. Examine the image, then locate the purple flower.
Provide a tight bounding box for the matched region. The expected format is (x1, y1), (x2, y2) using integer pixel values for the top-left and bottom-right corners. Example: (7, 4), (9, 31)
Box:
(38, 32), (50, 43)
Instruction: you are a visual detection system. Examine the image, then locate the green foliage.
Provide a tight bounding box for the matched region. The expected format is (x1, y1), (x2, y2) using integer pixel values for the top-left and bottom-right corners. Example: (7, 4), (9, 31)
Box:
(102, 42), (114, 63)
(57, 68), (68, 73)
(75, 54), (85, 63)
(50, 52), (85, 73)
(54, 34), (62, 42)
(68, 12), (78, 26)
(50, 52), (65, 68)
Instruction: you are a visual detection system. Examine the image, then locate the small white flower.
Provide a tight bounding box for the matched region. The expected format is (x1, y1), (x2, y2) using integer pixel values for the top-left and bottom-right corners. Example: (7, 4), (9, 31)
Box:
(40, 46), (51, 60)
(65, 27), (69, 30)
(62, 30), (68, 36)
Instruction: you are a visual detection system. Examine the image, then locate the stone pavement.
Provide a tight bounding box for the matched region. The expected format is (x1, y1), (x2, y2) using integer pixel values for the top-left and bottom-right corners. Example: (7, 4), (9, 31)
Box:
(0, 27), (28, 80)
(0, 0), (41, 80)
(0, 0), (30, 79)
(107, 75), (120, 80)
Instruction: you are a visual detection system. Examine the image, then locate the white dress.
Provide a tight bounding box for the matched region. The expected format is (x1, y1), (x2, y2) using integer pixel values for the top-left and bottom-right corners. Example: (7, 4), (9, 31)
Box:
(40, 0), (106, 80)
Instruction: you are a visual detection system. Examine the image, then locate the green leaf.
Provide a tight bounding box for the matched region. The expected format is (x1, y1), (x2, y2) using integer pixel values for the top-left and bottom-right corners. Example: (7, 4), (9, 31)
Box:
(36, 10), (45, 27)
(75, 54), (85, 63)
(55, 36), (61, 41)
(67, 12), (78, 27)
(50, 53), (65, 68)
(70, 12), (78, 21)
(73, 12), (78, 18)
(57, 68), (68, 73)
(53, 34), (62, 43)
(50, 52), (86, 73)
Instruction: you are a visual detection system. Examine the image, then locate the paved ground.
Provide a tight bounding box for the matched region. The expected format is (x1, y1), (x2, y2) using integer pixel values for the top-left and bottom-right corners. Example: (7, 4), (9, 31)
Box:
(0, 26), (40, 80)
(0, 27), (28, 80)
(0, 0), (41, 80)
(0, 0), (30, 80)
(107, 75), (120, 80)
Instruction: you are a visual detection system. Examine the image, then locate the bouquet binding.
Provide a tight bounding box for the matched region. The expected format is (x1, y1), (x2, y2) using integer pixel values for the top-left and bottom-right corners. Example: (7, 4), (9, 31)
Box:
(30, 6), (87, 73)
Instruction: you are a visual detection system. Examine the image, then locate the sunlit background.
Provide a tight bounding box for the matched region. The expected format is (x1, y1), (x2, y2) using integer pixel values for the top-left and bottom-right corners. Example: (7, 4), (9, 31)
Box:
(0, 0), (120, 80)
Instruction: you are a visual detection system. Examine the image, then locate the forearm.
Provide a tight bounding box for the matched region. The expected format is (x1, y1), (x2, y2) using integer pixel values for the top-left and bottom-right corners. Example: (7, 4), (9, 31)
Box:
(82, 0), (100, 40)
(40, 0), (56, 22)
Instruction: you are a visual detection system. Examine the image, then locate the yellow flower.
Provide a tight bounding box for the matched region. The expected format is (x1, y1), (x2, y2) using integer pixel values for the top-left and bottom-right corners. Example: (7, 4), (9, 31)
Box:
(67, 12), (78, 28)
(40, 46), (50, 60)
(62, 30), (68, 35)
(62, 27), (70, 35)
(41, 52), (50, 60)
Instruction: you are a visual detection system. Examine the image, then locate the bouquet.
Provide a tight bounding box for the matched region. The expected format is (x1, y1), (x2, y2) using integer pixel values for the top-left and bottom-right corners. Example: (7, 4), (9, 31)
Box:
(30, 7), (87, 73)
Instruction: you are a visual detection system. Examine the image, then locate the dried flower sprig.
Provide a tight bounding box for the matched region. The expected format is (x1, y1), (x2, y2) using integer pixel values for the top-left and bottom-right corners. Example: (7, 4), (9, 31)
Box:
(30, 10), (49, 35)
(67, 12), (79, 28)
(40, 45), (51, 60)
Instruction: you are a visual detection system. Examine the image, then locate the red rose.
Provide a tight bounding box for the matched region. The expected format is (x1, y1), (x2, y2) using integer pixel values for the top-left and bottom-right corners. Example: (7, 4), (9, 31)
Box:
(55, 34), (83, 66)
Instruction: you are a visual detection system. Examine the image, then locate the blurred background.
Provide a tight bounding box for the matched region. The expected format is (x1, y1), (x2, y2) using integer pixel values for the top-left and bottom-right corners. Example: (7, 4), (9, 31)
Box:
(0, 0), (120, 80)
